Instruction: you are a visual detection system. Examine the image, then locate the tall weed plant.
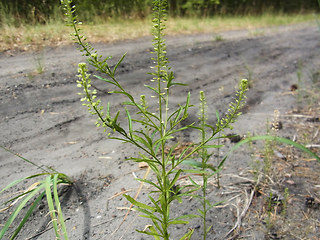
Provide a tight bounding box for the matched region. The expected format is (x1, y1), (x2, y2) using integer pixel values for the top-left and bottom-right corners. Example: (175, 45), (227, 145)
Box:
(61, 0), (248, 239)
(0, 1), (318, 239)
(61, 0), (320, 239)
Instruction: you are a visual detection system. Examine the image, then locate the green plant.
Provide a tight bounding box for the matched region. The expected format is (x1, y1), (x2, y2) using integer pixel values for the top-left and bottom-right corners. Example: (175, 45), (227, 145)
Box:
(193, 91), (225, 240)
(0, 146), (72, 240)
(249, 29), (265, 37)
(62, 0), (248, 239)
(33, 52), (45, 74)
(213, 34), (224, 42)
(61, 0), (320, 239)
(262, 119), (275, 177)
(246, 131), (262, 183)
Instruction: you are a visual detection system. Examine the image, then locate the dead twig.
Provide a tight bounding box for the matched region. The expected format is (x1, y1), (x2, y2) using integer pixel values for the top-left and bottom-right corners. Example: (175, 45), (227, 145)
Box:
(306, 144), (320, 148)
(108, 189), (132, 200)
(224, 187), (255, 239)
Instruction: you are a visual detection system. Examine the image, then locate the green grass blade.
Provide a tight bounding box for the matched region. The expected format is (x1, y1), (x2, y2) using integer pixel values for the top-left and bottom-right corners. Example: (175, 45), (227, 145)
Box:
(10, 191), (46, 240)
(228, 135), (320, 162)
(45, 176), (60, 239)
(0, 183), (45, 239)
(1, 173), (51, 198)
(0, 177), (30, 194)
(53, 174), (69, 240)
(202, 144), (224, 149)
(0, 146), (50, 173)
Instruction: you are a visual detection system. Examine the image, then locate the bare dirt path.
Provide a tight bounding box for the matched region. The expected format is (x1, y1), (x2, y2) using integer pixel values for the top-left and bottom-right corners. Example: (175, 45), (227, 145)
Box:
(1, 22), (319, 239)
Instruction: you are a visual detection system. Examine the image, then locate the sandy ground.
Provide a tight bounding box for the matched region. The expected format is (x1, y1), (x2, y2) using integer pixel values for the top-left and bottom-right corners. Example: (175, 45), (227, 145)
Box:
(1, 22), (320, 239)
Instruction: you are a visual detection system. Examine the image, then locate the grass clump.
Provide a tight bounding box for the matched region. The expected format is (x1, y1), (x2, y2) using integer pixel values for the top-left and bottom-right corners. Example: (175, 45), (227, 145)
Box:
(0, 146), (72, 240)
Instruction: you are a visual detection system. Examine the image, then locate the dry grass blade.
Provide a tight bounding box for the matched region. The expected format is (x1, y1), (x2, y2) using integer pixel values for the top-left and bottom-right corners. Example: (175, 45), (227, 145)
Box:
(224, 188), (255, 239)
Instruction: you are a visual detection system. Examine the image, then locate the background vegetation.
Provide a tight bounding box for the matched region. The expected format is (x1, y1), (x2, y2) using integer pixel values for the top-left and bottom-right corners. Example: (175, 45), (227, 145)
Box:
(0, 0), (318, 26)
(0, 0), (318, 52)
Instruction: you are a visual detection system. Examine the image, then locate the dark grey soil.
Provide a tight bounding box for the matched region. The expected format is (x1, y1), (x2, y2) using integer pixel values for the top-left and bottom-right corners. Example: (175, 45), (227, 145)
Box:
(1, 22), (319, 239)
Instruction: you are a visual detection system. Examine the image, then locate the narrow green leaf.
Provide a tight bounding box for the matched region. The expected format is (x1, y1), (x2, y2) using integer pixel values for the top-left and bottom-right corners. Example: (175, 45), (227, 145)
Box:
(178, 228), (194, 240)
(148, 225), (161, 240)
(154, 135), (175, 146)
(227, 135), (320, 163)
(45, 176), (60, 238)
(130, 157), (159, 165)
(124, 194), (155, 211)
(169, 169), (181, 190)
(148, 195), (163, 214)
(113, 53), (126, 75)
(133, 134), (151, 150)
(204, 123), (216, 133)
(169, 194), (183, 204)
(122, 101), (136, 106)
(176, 214), (200, 220)
(109, 91), (134, 102)
(172, 82), (188, 87)
(0, 177), (30, 194)
(177, 143), (196, 162)
(136, 130), (154, 151)
(202, 144), (224, 149)
(171, 107), (183, 124)
(0, 183), (45, 239)
(188, 176), (200, 187)
(137, 178), (161, 191)
(169, 220), (189, 225)
(0, 146), (49, 173)
(181, 169), (208, 175)
(183, 92), (191, 119)
(53, 174), (69, 240)
(167, 125), (191, 136)
(125, 108), (133, 137)
(132, 118), (158, 130)
(182, 160), (217, 172)
(94, 75), (116, 86)
(197, 208), (204, 215)
(10, 191), (46, 240)
(137, 209), (161, 222)
(182, 159), (202, 168)
(144, 84), (159, 94)
(206, 225), (213, 234)
(137, 229), (162, 238)
(144, 111), (161, 122)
